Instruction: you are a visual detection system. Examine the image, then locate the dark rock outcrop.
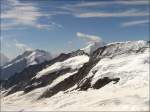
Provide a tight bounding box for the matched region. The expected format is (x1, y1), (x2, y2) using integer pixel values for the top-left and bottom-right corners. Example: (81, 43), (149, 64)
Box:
(39, 46), (107, 99)
(92, 77), (120, 89)
(4, 50), (88, 96)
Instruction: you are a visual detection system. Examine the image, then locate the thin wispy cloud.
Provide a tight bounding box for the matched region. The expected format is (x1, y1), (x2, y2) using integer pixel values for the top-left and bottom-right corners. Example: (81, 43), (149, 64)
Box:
(1, 22), (27, 30)
(61, 0), (149, 12)
(75, 9), (149, 18)
(1, 0), (62, 30)
(2, 0), (149, 30)
(60, 1), (149, 21)
(77, 32), (104, 54)
(77, 32), (102, 44)
(121, 20), (149, 27)
(1, 0), (45, 29)
(14, 39), (33, 52)
(73, 1), (149, 7)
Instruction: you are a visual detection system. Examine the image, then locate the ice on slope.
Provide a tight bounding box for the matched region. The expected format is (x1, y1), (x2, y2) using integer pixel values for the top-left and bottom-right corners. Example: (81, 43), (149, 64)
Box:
(35, 55), (89, 78)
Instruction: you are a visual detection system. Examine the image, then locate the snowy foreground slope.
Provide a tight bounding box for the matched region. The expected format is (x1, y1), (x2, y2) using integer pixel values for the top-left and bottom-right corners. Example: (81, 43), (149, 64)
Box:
(1, 40), (149, 111)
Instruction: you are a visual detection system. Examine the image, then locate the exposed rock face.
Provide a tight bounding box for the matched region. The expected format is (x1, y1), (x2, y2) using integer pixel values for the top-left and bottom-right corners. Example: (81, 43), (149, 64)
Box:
(39, 40), (148, 98)
(3, 50), (88, 96)
(92, 77), (120, 89)
(38, 46), (107, 99)
(24, 68), (71, 93)
(76, 40), (149, 91)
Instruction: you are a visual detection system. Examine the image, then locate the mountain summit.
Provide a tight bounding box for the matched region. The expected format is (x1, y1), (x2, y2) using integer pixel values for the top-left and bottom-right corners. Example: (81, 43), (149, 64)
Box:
(1, 49), (52, 80)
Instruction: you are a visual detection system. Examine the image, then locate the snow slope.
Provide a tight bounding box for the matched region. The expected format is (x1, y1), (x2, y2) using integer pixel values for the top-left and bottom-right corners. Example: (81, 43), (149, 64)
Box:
(1, 40), (149, 111)
(35, 55), (89, 78)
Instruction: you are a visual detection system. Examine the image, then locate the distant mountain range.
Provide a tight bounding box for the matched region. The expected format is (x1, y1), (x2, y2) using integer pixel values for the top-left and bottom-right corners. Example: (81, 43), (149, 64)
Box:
(1, 40), (149, 111)
(0, 49), (52, 80)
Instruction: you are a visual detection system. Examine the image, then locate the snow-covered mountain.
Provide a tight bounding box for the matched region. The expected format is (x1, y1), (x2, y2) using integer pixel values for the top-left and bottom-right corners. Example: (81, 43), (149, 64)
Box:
(1, 40), (149, 111)
(81, 41), (104, 55)
(0, 49), (52, 80)
(0, 53), (9, 67)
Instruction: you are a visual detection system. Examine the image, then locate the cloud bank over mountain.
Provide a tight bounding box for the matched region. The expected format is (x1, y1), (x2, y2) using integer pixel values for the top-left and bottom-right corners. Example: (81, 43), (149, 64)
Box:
(77, 32), (104, 54)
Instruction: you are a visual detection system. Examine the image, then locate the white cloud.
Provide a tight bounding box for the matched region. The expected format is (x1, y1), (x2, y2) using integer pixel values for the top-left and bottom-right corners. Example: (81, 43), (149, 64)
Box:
(14, 39), (33, 52)
(1, 22), (26, 30)
(76, 32), (104, 54)
(121, 20), (149, 27)
(77, 32), (102, 44)
(1, 0), (149, 30)
(75, 9), (149, 18)
(1, 0), (62, 30)
(72, 1), (149, 7)
(60, 1), (149, 19)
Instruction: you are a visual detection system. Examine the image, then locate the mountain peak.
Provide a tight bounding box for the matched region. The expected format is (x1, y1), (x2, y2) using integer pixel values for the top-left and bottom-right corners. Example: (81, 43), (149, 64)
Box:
(1, 49), (52, 80)
(81, 41), (105, 55)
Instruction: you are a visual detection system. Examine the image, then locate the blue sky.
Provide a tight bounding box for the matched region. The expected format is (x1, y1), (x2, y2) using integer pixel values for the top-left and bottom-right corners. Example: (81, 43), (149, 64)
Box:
(1, 0), (150, 59)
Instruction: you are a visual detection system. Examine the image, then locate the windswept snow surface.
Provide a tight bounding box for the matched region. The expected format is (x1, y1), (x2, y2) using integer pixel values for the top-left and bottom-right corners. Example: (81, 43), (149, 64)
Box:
(1, 41), (149, 111)
(89, 50), (149, 87)
(35, 55), (89, 78)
